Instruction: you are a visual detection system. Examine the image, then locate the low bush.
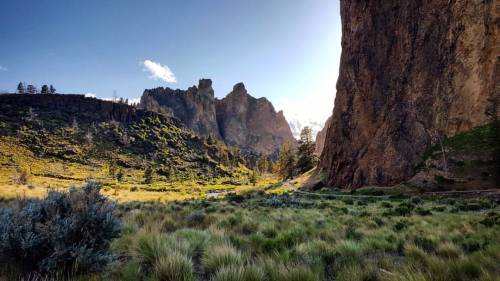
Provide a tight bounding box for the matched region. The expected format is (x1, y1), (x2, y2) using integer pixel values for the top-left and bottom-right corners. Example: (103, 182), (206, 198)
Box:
(185, 211), (206, 226)
(0, 182), (121, 275)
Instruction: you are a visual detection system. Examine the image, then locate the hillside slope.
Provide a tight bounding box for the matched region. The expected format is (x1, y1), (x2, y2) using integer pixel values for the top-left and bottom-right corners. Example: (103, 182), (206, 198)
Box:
(0, 94), (245, 185)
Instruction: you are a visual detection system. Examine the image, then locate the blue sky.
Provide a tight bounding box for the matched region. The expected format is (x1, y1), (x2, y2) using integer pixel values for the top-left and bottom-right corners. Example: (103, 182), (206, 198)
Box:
(0, 0), (341, 134)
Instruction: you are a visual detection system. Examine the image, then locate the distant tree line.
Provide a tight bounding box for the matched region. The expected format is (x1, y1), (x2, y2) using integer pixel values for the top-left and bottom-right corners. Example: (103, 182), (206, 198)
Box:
(16, 82), (56, 95)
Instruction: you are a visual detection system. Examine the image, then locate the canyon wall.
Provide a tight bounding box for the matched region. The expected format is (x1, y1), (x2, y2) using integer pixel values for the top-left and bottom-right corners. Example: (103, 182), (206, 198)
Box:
(216, 83), (296, 156)
(141, 80), (296, 155)
(320, 0), (499, 188)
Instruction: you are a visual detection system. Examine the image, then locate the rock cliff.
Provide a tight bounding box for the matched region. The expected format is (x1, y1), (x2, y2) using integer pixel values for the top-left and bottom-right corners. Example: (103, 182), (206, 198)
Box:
(141, 79), (220, 138)
(216, 83), (296, 156)
(140, 80), (296, 156)
(315, 116), (332, 155)
(320, 0), (499, 188)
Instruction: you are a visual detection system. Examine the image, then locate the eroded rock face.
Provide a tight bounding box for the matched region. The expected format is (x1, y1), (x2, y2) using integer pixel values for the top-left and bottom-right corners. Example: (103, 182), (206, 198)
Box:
(216, 83), (297, 155)
(141, 81), (296, 155)
(141, 79), (220, 138)
(320, 0), (499, 188)
(315, 116), (332, 155)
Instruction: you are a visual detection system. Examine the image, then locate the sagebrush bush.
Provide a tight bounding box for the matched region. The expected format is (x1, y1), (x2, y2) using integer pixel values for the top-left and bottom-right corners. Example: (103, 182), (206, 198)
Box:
(0, 182), (121, 275)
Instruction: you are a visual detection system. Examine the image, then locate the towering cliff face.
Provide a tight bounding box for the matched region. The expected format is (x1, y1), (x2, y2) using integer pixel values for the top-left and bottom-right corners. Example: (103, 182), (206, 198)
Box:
(216, 83), (296, 155)
(315, 116), (332, 156)
(320, 0), (499, 188)
(140, 81), (296, 155)
(141, 79), (220, 138)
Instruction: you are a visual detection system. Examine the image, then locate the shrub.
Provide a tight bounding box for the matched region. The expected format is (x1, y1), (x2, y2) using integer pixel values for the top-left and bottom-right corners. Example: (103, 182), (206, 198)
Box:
(185, 211), (206, 226)
(154, 252), (195, 281)
(393, 219), (410, 232)
(0, 182), (121, 275)
(15, 168), (30, 185)
(415, 207), (432, 216)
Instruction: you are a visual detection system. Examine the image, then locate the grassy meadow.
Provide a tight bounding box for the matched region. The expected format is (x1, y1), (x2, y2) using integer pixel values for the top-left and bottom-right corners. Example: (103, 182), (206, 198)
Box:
(1, 181), (499, 281)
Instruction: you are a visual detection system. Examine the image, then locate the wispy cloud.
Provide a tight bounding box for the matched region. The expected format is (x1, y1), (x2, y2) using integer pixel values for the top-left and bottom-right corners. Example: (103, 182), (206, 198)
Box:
(141, 60), (177, 83)
(0, 66), (8, 72)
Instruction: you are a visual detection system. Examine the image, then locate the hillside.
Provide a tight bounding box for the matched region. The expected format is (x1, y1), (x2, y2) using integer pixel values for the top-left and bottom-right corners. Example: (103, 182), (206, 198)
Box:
(0, 94), (251, 196)
(319, 0), (498, 188)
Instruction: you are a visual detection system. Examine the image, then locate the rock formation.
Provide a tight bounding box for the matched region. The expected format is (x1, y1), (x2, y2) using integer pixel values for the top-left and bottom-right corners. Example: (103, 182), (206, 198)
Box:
(320, 0), (499, 188)
(315, 116), (332, 155)
(216, 83), (296, 156)
(141, 79), (220, 138)
(140, 80), (296, 155)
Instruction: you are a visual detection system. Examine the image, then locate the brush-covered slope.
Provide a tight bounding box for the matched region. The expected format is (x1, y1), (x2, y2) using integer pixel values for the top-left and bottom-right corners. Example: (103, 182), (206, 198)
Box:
(0, 94), (244, 183)
(410, 124), (500, 189)
(320, 0), (498, 188)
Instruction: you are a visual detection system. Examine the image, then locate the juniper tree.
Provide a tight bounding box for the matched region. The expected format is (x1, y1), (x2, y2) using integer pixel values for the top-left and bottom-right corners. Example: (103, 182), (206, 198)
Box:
(40, 84), (49, 94)
(16, 82), (25, 94)
(277, 142), (295, 180)
(26, 84), (37, 94)
(295, 126), (317, 174)
(144, 166), (154, 184)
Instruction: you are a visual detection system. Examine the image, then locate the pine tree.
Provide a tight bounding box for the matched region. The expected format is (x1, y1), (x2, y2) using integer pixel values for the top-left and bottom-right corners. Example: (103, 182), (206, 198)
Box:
(277, 142), (295, 180)
(116, 169), (124, 182)
(26, 85), (37, 94)
(41, 85), (49, 94)
(249, 168), (258, 186)
(256, 155), (269, 175)
(144, 166), (154, 184)
(295, 126), (317, 174)
(17, 82), (25, 94)
(49, 85), (56, 94)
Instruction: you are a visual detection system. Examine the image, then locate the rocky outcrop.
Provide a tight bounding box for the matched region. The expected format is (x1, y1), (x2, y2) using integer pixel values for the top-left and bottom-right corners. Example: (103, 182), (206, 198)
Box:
(216, 83), (296, 155)
(140, 80), (296, 155)
(0, 93), (168, 125)
(320, 0), (499, 188)
(315, 116), (332, 155)
(141, 79), (220, 138)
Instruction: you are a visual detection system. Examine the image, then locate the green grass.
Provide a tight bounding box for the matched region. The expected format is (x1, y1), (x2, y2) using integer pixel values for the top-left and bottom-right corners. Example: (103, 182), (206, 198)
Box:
(1, 189), (499, 281)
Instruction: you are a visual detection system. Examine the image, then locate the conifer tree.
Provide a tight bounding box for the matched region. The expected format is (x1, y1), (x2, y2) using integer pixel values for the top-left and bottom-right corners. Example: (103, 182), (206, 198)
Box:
(295, 126), (317, 174)
(41, 85), (49, 94)
(49, 85), (56, 94)
(277, 142), (295, 180)
(17, 82), (25, 94)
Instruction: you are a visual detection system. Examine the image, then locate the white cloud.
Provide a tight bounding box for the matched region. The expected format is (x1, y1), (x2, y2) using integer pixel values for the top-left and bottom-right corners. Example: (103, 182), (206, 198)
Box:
(141, 59), (177, 83)
(84, 93), (96, 98)
(0, 66), (8, 71)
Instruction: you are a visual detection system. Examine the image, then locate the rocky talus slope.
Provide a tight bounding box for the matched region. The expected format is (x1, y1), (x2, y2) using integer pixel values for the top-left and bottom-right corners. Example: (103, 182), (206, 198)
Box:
(320, 0), (499, 188)
(141, 80), (296, 156)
